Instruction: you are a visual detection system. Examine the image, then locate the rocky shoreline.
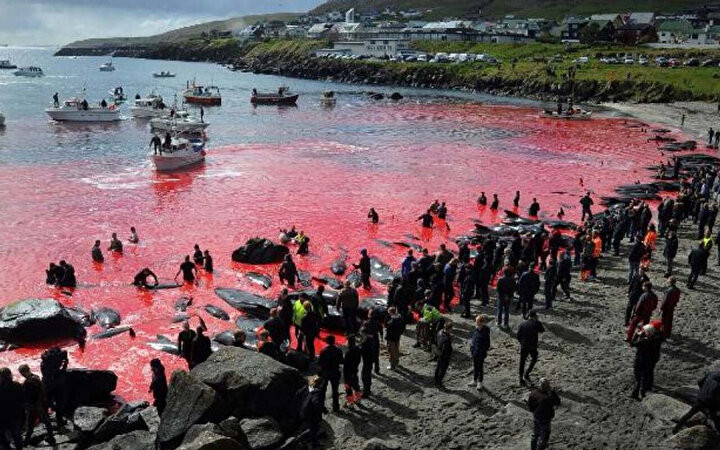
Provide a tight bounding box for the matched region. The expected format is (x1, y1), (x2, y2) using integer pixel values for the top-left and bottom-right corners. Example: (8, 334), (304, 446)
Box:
(56, 43), (703, 104)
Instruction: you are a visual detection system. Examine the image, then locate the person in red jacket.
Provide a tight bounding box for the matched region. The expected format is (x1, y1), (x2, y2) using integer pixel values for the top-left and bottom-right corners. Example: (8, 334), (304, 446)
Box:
(660, 277), (681, 339)
(626, 282), (658, 342)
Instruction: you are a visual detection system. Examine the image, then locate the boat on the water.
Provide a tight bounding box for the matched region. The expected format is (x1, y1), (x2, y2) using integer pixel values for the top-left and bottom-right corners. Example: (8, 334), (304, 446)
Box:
(320, 90), (336, 107)
(0, 111), (5, 126)
(99, 61), (115, 72)
(151, 136), (206, 171)
(130, 94), (167, 118)
(108, 86), (126, 103)
(150, 110), (209, 133)
(541, 108), (592, 121)
(251, 86), (299, 106)
(13, 66), (43, 77)
(153, 71), (176, 78)
(45, 94), (121, 122)
(182, 83), (221, 106)
(0, 59), (17, 69)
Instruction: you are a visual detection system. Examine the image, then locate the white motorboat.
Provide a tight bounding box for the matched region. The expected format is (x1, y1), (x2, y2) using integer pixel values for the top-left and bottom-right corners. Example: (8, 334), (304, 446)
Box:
(108, 86), (126, 103)
(13, 66), (43, 77)
(0, 59), (17, 69)
(0, 111), (5, 126)
(130, 94), (167, 118)
(541, 108), (592, 121)
(99, 61), (115, 72)
(45, 95), (121, 122)
(151, 137), (206, 171)
(150, 110), (208, 133)
(153, 71), (176, 78)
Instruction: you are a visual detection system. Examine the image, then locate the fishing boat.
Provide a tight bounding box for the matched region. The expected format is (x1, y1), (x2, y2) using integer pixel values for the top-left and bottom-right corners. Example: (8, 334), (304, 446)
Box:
(151, 136), (206, 171)
(0, 59), (17, 69)
(251, 86), (298, 106)
(108, 86), (126, 103)
(13, 66), (43, 77)
(541, 108), (592, 121)
(320, 90), (336, 107)
(130, 94), (167, 118)
(153, 71), (176, 78)
(150, 110), (208, 133)
(182, 83), (221, 106)
(99, 61), (115, 72)
(45, 94), (121, 122)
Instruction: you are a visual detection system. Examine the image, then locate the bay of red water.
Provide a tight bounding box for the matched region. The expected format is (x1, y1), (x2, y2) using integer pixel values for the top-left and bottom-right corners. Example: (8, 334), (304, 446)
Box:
(0, 102), (680, 400)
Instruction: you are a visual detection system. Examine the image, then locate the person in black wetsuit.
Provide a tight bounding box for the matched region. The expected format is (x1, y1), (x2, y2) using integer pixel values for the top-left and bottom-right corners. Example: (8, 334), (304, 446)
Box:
(177, 321), (196, 367)
(263, 308), (286, 346)
(163, 132), (172, 150)
(175, 255), (197, 284)
(368, 208), (379, 224)
(92, 240), (104, 263)
(57, 260), (76, 288)
(353, 249), (372, 290)
(148, 358), (168, 415)
(317, 335), (344, 412)
(279, 254), (298, 287)
(203, 250), (213, 273)
(190, 326), (212, 368)
(529, 198), (540, 217)
(0, 368), (25, 449)
(150, 135), (162, 154)
(108, 233), (123, 253)
(192, 244), (204, 265)
(513, 191), (520, 207)
(46, 262), (60, 285)
(19, 364), (55, 446)
(490, 194), (499, 210)
(133, 267), (159, 288)
(580, 192), (594, 222)
(478, 192), (487, 205)
(517, 311), (545, 386)
(343, 335), (362, 404)
(417, 209), (434, 228)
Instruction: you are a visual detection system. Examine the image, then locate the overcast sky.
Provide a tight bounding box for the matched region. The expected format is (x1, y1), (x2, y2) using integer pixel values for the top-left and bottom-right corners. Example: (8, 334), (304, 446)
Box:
(0, 0), (324, 45)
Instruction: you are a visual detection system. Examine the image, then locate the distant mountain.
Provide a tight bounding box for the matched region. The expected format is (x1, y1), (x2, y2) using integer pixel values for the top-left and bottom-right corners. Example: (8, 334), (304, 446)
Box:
(311, 0), (710, 19)
(61, 13), (301, 49)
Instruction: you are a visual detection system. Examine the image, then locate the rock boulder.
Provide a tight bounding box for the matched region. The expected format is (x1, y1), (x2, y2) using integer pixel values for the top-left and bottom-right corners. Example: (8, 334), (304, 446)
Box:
(158, 371), (219, 448)
(65, 369), (118, 407)
(87, 430), (156, 450)
(231, 238), (289, 264)
(93, 401), (149, 444)
(179, 423), (247, 450)
(73, 406), (108, 433)
(0, 298), (85, 343)
(666, 425), (720, 450)
(191, 347), (306, 428)
(240, 417), (283, 450)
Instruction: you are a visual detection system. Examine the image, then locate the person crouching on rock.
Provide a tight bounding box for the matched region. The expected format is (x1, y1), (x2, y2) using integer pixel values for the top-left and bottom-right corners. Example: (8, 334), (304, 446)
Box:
(279, 254), (298, 287)
(528, 378), (561, 450)
(299, 375), (328, 448)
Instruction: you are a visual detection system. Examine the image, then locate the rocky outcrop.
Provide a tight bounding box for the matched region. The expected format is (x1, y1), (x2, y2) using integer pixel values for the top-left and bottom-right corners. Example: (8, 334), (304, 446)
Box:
(158, 371), (219, 448)
(73, 406), (109, 433)
(179, 423), (247, 450)
(0, 298), (86, 343)
(240, 417), (283, 450)
(190, 347), (306, 429)
(231, 238), (289, 264)
(65, 369), (118, 407)
(93, 401), (150, 443)
(666, 425), (720, 449)
(87, 430), (156, 450)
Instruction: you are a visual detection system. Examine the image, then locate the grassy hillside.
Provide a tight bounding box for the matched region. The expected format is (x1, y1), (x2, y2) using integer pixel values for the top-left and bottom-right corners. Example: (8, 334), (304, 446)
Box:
(62, 13), (302, 49)
(312, 0), (710, 19)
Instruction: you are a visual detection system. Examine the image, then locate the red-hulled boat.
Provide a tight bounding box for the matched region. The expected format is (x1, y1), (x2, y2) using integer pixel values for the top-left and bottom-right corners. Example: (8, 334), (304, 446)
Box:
(250, 86), (299, 106)
(183, 83), (221, 106)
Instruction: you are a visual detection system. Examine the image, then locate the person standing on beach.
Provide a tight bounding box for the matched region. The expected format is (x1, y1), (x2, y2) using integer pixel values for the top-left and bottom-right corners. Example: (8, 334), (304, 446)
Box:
(518, 311), (544, 386)
(528, 378), (561, 450)
(517, 263), (540, 319)
(343, 335), (362, 405)
(558, 250), (572, 299)
(708, 128), (714, 146)
(353, 249), (372, 290)
(544, 259), (558, 309)
(681, 113), (685, 127)
(469, 315), (490, 391)
(626, 282), (658, 342)
(687, 242), (705, 289)
(317, 335), (343, 412)
(664, 230), (679, 277)
(496, 268), (516, 329)
(337, 281), (359, 335)
(148, 358), (168, 415)
(434, 321), (453, 389)
(660, 277), (681, 339)
(628, 239), (645, 283)
(580, 192), (594, 222)
(385, 307), (404, 370)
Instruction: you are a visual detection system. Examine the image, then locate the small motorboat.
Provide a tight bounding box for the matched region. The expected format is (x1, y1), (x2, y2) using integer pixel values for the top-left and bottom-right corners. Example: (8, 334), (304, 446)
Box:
(251, 86), (299, 106)
(150, 110), (209, 133)
(13, 66), (43, 77)
(108, 86), (126, 103)
(130, 94), (167, 118)
(99, 61), (115, 72)
(0, 59), (17, 69)
(182, 83), (221, 106)
(0, 111), (5, 126)
(151, 136), (206, 171)
(45, 94), (121, 122)
(541, 108), (592, 121)
(320, 90), (336, 107)
(153, 71), (176, 78)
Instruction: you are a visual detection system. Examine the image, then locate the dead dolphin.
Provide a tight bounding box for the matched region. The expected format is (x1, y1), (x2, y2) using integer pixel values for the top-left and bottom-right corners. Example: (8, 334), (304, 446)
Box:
(204, 304), (230, 321)
(376, 239), (393, 248)
(346, 270), (362, 288)
(148, 335), (180, 356)
(312, 276), (343, 290)
(215, 288), (274, 319)
(331, 254), (347, 275)
(235, 314), (264, 333)
(174, 295), (193, 312)
(297, 270), (312, 287)
(91, 307), (121, 329)
(91, 326), (134, 340)
(213, 330), (238, 346)
(66, 306), (94, 327)
(172, 313), (190, 323)
(393, 241), (423, 251)
(246, 272), (272, 289)
(370, 257), (396, 285)
(147, 281), (183, 290)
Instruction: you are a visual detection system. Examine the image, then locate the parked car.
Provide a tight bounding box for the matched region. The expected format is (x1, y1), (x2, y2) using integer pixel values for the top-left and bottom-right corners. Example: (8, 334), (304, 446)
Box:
(573, 56), (589, 64)
(417, 54), (428, 62)
(684, 58), (700, 66)
(638, 57), (649, 65)
(701, 59), (719, 67)
(623, 57), (634, 65)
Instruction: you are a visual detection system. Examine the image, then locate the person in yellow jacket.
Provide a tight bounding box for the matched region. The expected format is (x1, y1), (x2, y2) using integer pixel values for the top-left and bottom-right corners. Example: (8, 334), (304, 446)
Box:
(292, 294), (309, 351)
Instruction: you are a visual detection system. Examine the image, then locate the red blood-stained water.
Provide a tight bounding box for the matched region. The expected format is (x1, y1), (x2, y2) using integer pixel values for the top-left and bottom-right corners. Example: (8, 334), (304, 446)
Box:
(0, 103), (682, 401)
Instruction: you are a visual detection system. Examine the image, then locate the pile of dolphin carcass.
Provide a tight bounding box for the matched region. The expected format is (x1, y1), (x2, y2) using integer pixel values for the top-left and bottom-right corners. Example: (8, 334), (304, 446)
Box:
(460, 210), (577, 249)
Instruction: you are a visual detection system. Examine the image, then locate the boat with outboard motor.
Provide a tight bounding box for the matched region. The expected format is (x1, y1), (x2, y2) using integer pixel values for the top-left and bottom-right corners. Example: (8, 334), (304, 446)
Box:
(0, 59), (17, 69)
(153, 71), (176, 78)
(151, 135), (206, 171)
(99, 61), (115, 72)
(45, 94), (121, 122)
(108, 86), (126, 103)
(251, 86), (298, 106)
(13, 66), (43, 77)
(150, 110), (208, 133)
(130, 94), (168, 118)
(0, 111), (5, 126)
